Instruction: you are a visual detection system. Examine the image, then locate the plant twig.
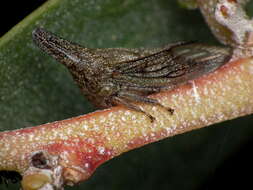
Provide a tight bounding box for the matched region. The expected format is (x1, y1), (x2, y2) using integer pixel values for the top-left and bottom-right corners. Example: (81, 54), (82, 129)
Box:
(1, 0), (253, 189)
(1, 57), (253, 189)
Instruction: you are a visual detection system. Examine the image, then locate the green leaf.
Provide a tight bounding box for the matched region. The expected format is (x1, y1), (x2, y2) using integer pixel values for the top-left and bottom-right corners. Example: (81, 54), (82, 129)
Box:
(0, 0), (253, 190)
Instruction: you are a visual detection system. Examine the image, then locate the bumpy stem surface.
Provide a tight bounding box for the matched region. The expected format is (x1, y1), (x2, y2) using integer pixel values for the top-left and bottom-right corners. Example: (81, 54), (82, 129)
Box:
(1, 57), (253, 189)
(1, 1), (253, 189)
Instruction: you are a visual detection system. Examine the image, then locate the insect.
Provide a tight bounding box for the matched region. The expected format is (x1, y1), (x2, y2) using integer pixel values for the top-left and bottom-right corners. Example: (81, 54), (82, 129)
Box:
(32, 28), (232, 121)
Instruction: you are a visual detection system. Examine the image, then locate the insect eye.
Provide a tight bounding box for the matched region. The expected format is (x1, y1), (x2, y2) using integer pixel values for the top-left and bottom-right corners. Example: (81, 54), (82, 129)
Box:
(31, 151), (50, 169)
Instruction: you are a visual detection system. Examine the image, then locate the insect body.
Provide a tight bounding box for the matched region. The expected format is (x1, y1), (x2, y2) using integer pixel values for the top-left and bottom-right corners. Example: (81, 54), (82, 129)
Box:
(32, 28), (232, 121)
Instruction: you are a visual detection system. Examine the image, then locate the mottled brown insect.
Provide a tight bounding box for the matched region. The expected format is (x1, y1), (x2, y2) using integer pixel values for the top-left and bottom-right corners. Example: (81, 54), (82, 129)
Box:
(32, 28), (232, 121)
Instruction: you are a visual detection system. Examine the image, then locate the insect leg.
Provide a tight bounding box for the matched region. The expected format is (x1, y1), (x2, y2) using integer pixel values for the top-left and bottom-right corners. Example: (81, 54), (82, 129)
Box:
(114, 91), (174, 122)
(113, 96), (156, 122)
(118, 91), (174, 114)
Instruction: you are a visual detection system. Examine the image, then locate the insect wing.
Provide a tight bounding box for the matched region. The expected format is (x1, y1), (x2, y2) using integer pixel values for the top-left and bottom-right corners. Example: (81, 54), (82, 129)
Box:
(112, 43), (231, 90)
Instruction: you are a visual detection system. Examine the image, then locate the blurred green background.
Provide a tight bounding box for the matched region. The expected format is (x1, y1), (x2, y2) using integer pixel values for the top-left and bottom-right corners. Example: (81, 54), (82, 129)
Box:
(0, 0), (253, 189)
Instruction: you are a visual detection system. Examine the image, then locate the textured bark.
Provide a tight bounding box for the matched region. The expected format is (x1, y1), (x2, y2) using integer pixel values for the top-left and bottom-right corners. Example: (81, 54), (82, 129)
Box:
(0, 57), (252, 186)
